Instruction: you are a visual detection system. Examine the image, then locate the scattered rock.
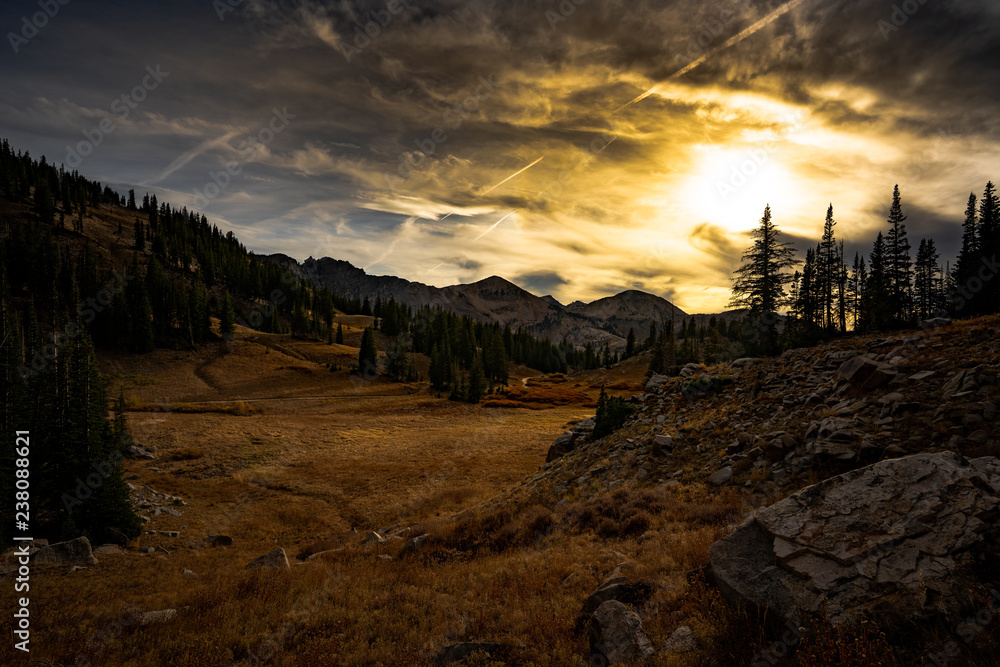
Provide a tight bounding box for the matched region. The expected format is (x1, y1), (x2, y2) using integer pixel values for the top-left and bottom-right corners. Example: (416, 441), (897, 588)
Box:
(126, 444), (155, 460)
(645, 375), (671, 392)
(246, 548), (290, 571)
(139, 609), (177, 626)
(662, 625), (698, 654)
(363, 531), (387, 545)
(435, 642), (503, 666)
(836, 356), (892, 390)
(942, 370), (978, 397)
(589, 600), (655, 663)
(707, 467), (733, 486)
(32, 537), (98, 566)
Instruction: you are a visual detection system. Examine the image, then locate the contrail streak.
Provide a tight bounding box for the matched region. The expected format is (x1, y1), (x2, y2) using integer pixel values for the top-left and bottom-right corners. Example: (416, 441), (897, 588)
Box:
(473, 209), (518, 241)
(615, 0), (807, 113)
(480, 156), (545, 195)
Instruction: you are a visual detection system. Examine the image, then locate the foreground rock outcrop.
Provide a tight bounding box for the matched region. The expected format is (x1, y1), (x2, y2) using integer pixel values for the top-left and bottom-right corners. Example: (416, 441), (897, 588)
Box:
(32, 537), (98, 566)
(708, 452), (1000, 625)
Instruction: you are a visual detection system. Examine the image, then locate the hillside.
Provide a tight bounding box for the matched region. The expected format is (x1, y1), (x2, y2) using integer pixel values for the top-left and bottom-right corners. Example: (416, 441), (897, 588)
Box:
(4, 313), (999, 665)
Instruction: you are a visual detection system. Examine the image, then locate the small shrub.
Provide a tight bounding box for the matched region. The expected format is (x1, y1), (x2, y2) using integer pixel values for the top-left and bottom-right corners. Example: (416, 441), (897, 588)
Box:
(593, 387), (635, 438)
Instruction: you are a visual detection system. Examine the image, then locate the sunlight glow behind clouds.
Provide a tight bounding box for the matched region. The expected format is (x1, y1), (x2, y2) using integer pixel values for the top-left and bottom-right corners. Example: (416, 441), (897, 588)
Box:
(1, 0), (997, 313)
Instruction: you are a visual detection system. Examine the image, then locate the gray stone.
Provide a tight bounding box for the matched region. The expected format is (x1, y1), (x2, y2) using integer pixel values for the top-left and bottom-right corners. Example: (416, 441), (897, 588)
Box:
(707, 467), (733, 486)
(139, 609), (177, 626)
(836, 356), (891, 390)
(589, 600), (655, 663)
(435, 643), (503, 666)
(645, 375), (671, 392)
(32, 537), (97, 566)
(246, 547), (290, 570)
(707, 452), (1000, 626)
(126, 444), (155, 460)
(662, 625), (698, 653)
(401, 534), (430, 554)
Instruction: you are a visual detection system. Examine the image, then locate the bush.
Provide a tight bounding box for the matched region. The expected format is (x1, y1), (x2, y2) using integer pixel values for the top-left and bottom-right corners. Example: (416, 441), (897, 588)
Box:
(593, 387), (635, 438)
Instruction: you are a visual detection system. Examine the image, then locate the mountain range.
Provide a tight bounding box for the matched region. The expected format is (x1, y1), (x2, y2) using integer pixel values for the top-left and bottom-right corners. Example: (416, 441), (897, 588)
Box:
(265, 254), (741, 349)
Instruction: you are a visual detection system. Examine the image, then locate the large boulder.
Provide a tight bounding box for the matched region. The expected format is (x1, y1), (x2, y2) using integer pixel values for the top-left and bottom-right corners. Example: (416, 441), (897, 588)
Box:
(32, 537), (97, 566)
(644, 374), (670, 392)
(708, 452), (1000, 625)
(545, 430), (578, 463)
(545, 418), (596, 462)
(589, 600), (655, 664)
(836, 356), (892, 390)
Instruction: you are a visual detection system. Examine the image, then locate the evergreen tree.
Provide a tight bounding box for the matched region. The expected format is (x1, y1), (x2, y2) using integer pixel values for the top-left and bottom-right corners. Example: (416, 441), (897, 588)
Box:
(954, 192), (979, 299)
(818, 204), (838, 331)
(34, 181), (55, 224)
(977, 182), (999, 314)
(336, 322), (344, 344)
(849, 252), (867, 331)
(914, 238), (942, 320)
(467, 354), (487, 404)
(867, 232), (891, 331)
(885, 185), (913, 323)
(126, 264), (154, 353)
(645, 322), (657, 350)
(729, 205), (798, 353)
(219, 292), (236, 339)
(134, 220), (145, 251)
(625, 328), (636, 358)
(358, 326), (378, 375)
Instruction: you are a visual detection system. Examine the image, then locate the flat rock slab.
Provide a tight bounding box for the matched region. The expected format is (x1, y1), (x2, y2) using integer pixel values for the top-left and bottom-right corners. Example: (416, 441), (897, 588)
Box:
(708, 452), (1000, 625)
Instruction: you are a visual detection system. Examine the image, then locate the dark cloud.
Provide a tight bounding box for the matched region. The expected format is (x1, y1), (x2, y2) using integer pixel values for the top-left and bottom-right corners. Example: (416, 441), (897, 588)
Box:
(514, 270), (569, 294)
(1, 0), (996, 311)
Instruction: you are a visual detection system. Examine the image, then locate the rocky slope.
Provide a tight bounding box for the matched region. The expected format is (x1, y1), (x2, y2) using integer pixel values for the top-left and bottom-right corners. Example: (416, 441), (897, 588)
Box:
(500, 316), (998, 508)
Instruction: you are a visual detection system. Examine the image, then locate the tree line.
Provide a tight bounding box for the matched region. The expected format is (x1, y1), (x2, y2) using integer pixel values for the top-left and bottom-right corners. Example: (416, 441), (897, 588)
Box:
(728, 182), (998, 355)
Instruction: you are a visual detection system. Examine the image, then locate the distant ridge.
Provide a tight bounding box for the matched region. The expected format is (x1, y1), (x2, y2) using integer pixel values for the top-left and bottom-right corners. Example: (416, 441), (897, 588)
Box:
(265, 255), (738, 349)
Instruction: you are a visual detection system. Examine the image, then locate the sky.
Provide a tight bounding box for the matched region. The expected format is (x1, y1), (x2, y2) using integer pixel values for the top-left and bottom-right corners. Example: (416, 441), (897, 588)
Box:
(2, 0), (998, 313)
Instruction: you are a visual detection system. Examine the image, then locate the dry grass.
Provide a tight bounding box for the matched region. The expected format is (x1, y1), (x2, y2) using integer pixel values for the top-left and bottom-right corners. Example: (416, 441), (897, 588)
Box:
(7, 318), (999, 666)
